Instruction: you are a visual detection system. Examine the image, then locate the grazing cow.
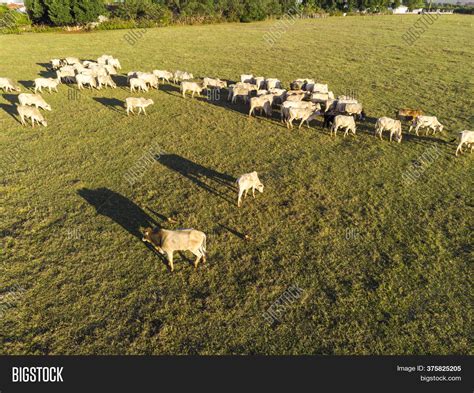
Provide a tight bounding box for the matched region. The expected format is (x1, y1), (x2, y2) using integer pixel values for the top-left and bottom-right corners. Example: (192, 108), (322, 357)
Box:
(455, 130), (474, 156)
(64, 57), (81, 65)
(104, 64), (118, 76)
(181, 81), (203, 98)
(268, 88), (287, 104)
(138, 73), (159, 89)
(290, 79), (306, 90)
(203, 77), (227, 89)
(253, 76), (265, 89)
(230, 86), (251, 104)
(76, 74), (97, 89)
(375, 117), (402, 143)
(0, 77), (21, 92)
(107, 58), (121, 70)
(331, 115), (356, 137)
(82, 60), (98, 68)
(97, 75), (116, 89)
(153, 70), (173, 83)
(281, 101), (318, 124)
(285, 92), (306, 102)
(335, 102), (365, 120)
(397, 108), (424, 122)
(56, 67), (76, 84)
(34, 78), (59, 93)
(286, 107), (320, 129)
(409, 116), (444, 135)
(125, 97), (154, 115)
(311, 83), (328, 93)
(249, 94), (273, 117)
(265, 78), (282, 90)
(173, 70), (193, 84)
(50, 58), (64, 70)
(236, 171), (264, 207)
(129, 77), (149, 92)
(142, 228), (207, 271)
(17, 105), (47, 127)
(18, 93), (51, 111)
(240, 74), (253, 83)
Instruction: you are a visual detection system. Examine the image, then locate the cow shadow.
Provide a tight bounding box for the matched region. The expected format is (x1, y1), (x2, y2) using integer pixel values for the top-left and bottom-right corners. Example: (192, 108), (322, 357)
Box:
(0, 103), (20, 123)
(93, 97), (124, 114)
(159, 84), (180, 94)
(36, 62), (51, 70)
(113, 74), (128, 88)
(2, 93), (18, 104)
(39, 69), (56, 78)
(218, 223), (246, 240)
(77, 187), (158, 240)
(157, 153), (236, 203)
(18, 80), (34, 91)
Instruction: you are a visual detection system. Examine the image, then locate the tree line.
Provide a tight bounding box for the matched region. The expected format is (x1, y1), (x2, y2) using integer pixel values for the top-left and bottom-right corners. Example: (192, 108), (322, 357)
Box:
(24, 0), (429, 27)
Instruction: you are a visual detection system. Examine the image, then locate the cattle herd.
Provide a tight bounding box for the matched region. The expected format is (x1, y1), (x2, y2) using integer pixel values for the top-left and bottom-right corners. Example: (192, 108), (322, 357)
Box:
(1, 54), (472, 271)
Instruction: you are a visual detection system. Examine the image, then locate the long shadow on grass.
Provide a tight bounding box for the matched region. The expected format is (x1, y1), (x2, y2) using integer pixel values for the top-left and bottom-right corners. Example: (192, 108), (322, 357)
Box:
(93, 97), (124, 114)
(36, 62), (51, 70)
(157, 154), (236, 204)
(2, 94), (18, 104)
(0, 103), (20, 124)
(38, 70), (56, 78)
(77, 187), (158, 240)
(113, 74), (128, 88)
(18, 80), (35, 91)
(158, 84), (180, 94)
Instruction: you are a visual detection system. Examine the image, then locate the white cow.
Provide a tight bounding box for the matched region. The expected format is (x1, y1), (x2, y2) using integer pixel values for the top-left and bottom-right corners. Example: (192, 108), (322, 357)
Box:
(56, 67), (76, 83)
(76, 74), (97, 89)
(236, 171), (264, 207)
(97, 75), (116, 89)
(153, 70), (173, 83)
(286, 107), (321, 129)
(265, 78), (282, 90)
(18, 93), (51, 111)
(181, 81), (203, 98)
(17, 105), (47, 127)
(455, 130), (474, 156)
(240, 74), (254, 83)
(375, 117), (402, 143)
(0, 77), (20, 92)
(409, 116), (444, 135)
(125, 97), (154, 115)
(312, 83), (328, 93)
(129, 78), (149, 92)
(281, 101), (317, 124)
(173, 70), (193, 84)
(203, 77), (227, 89)
(34, 78), (59, 93)
(249, 94), (273, 117)
(138, 73), (159, 89)
(142, 228), (207, 271)
(331, 115), (356, 137)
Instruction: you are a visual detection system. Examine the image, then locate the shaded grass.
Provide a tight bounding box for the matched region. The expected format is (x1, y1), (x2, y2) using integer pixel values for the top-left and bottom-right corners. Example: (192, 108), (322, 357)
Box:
(0, 15), (473, 355)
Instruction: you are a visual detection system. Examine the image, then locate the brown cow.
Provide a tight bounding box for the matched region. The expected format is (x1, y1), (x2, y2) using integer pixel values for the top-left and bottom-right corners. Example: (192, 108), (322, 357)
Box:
(397, 108), (424, 122)
(142, 228), (206, 271)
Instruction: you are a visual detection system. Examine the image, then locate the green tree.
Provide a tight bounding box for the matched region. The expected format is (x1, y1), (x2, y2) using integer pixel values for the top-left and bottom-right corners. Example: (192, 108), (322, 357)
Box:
(405, 0), (424, 9)
(44, 0), (73, 25)
(71, 0), (106, 24)
(24, 0), (47, 23)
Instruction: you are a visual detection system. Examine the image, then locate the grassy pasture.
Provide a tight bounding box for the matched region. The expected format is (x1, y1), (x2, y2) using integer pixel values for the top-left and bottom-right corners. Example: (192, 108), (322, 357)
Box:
(0, 15), (473, 355)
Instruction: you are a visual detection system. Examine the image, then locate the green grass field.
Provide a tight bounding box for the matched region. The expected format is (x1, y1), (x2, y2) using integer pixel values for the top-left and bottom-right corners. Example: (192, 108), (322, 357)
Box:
(1, 15), (473, 355)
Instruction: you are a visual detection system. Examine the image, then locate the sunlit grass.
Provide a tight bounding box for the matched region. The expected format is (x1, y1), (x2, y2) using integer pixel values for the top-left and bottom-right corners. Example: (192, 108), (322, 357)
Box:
(0, 15), (472, 355)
